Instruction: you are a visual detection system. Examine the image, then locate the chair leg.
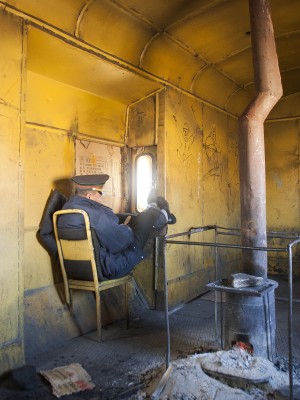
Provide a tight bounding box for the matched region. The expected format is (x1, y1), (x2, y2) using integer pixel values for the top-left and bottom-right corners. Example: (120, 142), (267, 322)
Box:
(95, 291), (102, 342)
(64, 284), (71, 306)
(125, 282), (129, 329)
(65, 287), (73, 315)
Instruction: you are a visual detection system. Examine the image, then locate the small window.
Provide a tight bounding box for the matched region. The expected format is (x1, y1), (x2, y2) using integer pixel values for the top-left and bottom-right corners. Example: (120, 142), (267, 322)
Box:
(136, 154), (153, 212)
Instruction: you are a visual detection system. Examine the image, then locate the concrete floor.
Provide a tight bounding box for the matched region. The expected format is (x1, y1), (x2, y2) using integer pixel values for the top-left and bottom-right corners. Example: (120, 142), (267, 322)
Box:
(0, 276), (299, 399)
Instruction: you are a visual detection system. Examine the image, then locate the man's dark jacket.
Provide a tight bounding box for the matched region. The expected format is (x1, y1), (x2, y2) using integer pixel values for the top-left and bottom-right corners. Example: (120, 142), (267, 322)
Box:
(58, 196), (144, 279)
(38, 189), (67, 257)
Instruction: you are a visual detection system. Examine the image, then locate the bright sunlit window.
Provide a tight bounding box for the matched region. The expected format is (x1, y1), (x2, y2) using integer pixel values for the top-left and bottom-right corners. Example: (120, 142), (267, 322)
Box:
(136, 154), (153, 212)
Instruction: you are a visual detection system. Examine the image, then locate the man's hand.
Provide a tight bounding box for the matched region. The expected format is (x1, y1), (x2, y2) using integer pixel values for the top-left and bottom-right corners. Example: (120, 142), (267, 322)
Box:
(124, 215), (132, 225)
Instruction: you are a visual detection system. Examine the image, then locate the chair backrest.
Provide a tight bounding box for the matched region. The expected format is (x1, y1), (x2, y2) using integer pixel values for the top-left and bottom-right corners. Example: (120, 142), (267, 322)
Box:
(53, 209), (100, 283)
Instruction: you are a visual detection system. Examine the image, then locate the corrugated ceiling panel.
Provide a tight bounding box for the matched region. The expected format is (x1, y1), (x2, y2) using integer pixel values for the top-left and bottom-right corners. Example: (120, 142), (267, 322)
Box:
(168, 0), (251, 63)
(280, 69), (300, 98)
(224, 89), (253, 116)
(218, 49), (254, 86)
(276, 34), (300, 71)
(193, 66), (240, 109)
(9, 0), (86, 34)
(141, 35), (206, 90)
(78, 0), (155, 65)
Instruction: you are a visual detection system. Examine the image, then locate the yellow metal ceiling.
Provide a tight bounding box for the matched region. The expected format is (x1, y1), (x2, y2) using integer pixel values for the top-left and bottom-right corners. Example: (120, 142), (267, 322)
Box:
(1, 0), (299, 117)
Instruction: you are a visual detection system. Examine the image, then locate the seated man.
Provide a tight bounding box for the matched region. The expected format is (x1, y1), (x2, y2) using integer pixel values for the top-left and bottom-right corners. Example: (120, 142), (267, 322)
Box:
(58, 174), (176, 280)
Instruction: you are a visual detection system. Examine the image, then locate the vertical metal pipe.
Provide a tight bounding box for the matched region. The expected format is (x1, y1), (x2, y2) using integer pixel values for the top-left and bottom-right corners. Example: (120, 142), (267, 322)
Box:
(288, 243), (294, 400)
(214, 226), (219, 340)
(162, 238), (170, 369)
(239, 0), (283, 277)
(154, 237), (160, 291)
(220, 291), (224, 349)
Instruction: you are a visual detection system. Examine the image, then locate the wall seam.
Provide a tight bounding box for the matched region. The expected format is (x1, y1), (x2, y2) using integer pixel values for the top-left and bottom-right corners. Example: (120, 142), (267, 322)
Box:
(298, 120), (300, 232)
(17, 18), (28, 365)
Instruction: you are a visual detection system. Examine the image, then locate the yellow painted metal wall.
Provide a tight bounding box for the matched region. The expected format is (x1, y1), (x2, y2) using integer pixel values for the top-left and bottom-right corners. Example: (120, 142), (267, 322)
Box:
(26, 71), (127, 142)
(20, 31), (129, 362)
(163, 89), (207, 303)
(160, 88), (241, 306)
(24, 70), (127, 290)
(127, 96), (157, 147)
(0, 12), (25, 373)
(24, 128), (74, 290)
(266, 120), (300, 231)
(265, 120), (300, 275)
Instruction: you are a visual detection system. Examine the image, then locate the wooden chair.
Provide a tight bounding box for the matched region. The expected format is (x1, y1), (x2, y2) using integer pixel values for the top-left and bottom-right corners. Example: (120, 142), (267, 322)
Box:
(53, 209), (132, 341)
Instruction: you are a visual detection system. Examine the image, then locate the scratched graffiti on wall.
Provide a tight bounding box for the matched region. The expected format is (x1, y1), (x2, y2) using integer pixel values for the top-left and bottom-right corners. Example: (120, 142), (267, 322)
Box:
(227, 133), (239, 192)
(174, 116), (195, 163)
(203, 124), (223, 179)
(173, 105), (202, 165)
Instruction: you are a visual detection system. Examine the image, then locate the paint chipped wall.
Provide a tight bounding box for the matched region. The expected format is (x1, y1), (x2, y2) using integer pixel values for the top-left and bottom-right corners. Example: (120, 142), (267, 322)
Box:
(160, 88), (241, 307)
(22, 42), (129, 359)
(265, 119), (300, 276)
(164, 89), (206, 298)
(24, 128), (75, 290)
(26, 71), (127, 142)
(266, 120), (300, 230)
(0, 11), (25, 373)
(129, 88), (242, 308)
(202, 104), (242, 280)
(127, 96), (156, 147)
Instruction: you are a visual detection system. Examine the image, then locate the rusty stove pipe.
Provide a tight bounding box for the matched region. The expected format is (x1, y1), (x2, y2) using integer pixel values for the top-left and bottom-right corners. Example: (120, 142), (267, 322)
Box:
(238, 0), (283, 278)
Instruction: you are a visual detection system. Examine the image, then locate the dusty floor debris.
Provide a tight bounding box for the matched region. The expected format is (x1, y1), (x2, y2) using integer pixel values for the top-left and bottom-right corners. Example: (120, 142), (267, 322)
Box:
(201, 348), (271, 383)
(137, 349), (300, 400)
(1, 284), (299, 399)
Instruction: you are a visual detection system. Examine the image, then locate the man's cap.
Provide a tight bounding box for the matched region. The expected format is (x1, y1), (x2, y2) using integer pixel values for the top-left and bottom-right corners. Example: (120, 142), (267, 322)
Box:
(72, 174), (109, 192)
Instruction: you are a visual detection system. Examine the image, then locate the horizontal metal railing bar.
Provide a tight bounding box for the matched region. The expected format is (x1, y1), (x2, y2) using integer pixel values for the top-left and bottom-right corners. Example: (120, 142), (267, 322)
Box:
(214, 226), (240, 231)
(267, 232), (300, 238)
(215, 231), (241, 236)
(166, 225), (215, 239)
(216, 231), (300, 240)
(276, 297), (300, 303)
(215, 225), (300, 237)
(165, 239), (288, 253)
(167, 269), (204, 286)
(166, 226), (300, 241)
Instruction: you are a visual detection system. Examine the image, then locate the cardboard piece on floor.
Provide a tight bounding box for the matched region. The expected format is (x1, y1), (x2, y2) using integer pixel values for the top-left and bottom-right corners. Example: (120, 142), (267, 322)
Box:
(40, 363), (95, 398)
